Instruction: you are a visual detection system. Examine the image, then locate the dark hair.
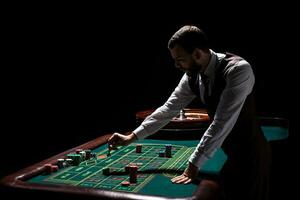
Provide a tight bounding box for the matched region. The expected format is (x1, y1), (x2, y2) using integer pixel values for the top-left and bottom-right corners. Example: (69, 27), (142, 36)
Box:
(168, 25), (209, 53)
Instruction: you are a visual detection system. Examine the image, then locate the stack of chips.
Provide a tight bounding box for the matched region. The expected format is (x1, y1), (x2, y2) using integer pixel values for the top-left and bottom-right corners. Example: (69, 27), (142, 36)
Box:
(165, 144), (172, 158)
(125, 163), (134, 173)
(51, 165), (59, 172)
(90, 152), (97, 159)
(125, 165), (131, 173)
(85, 149), (92, 159)
(44, 163), (59, 175)
(44, 164), (52, 175)
(57, 158), (65, 168)
(79, 151), (86, 160)
(67, 153), (82, 166)
(136, 144), (142, 153)
(129, 165), (138, 183)
(66, 158), (73, 166)
(107, 144), (111, 156)
(76, 149), (83, 154)
(102, 167), (110, 175)
(72, 154), (82, 165)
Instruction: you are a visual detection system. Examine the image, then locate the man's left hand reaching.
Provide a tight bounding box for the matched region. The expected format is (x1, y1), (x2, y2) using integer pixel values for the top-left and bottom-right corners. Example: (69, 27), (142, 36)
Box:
(171, 162), (199, 184)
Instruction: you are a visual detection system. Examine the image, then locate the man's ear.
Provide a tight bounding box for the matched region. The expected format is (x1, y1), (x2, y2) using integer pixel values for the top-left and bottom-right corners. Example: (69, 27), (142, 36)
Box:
(192, 48), (202, 61)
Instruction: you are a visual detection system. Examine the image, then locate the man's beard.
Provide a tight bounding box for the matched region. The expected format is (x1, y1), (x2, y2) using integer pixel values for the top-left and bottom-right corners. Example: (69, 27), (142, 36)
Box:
(186, 63), (202, 77)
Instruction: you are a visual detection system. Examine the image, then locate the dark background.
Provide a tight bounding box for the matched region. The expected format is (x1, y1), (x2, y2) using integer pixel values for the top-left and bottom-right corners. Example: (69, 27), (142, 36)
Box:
(1, 3), (298, 198)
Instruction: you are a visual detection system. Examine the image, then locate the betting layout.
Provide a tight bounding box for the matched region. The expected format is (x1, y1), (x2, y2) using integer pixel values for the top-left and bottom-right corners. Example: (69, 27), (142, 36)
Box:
(29, 143), (195, 193)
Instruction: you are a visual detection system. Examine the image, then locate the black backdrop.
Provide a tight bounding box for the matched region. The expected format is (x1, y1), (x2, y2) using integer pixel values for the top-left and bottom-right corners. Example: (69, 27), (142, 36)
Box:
(1, 4), (298, 198)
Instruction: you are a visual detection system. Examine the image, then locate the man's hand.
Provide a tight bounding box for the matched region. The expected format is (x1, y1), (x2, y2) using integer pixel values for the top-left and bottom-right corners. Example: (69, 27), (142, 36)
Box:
(171, 162), (199, 184)
(108, 132), (137, 149)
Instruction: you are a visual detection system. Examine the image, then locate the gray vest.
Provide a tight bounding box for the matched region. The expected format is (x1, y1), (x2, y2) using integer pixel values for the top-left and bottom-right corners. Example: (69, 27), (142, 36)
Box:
(188, 53), (266, 158)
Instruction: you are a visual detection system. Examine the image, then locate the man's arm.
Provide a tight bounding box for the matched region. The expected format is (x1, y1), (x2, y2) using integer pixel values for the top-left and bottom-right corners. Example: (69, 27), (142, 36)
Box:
(172, 60), (255, 184)
(107, 74), (195, 148)
(133, 74), (195, 140)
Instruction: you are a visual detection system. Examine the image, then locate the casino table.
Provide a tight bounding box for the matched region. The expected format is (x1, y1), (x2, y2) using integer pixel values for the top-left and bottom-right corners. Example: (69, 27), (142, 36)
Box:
(0, 114), (288, 200)
(0, 133), (224, 200)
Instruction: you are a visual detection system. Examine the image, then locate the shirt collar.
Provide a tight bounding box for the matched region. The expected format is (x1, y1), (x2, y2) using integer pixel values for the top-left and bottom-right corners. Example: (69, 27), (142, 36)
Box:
(203, 49), (225, 78)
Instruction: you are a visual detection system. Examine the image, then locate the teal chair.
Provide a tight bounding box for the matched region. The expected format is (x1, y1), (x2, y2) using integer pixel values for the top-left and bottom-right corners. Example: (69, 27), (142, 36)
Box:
(260, 117), (289, 141)
(259, 117), (290, 199)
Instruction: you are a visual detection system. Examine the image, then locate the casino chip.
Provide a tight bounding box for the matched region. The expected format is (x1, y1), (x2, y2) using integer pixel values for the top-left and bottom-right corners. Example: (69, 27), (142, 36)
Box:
(51, 165), (58, 172)
(102, 167), (110, 175)
(121, 181), (130, 186)
(98, 155), (107, 159)
(44, 164), (52, 174)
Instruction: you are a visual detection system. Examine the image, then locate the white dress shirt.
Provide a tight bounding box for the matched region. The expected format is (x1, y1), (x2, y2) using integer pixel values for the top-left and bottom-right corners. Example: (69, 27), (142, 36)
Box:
(133, 50), (255, 168)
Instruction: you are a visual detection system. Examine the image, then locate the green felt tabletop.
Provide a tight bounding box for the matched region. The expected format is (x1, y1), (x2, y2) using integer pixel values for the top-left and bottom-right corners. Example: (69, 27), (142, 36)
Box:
(26, 124), (288, 198)
(27, 139), (226, 198)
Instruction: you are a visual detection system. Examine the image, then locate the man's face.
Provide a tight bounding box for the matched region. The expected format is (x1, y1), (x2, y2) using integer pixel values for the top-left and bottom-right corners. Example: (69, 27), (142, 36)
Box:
(170, 44), (202, 76)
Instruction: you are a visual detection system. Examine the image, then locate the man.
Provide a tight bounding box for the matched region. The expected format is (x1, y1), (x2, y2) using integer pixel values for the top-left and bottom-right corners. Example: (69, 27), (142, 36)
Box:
(108, 25), (271, 200)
